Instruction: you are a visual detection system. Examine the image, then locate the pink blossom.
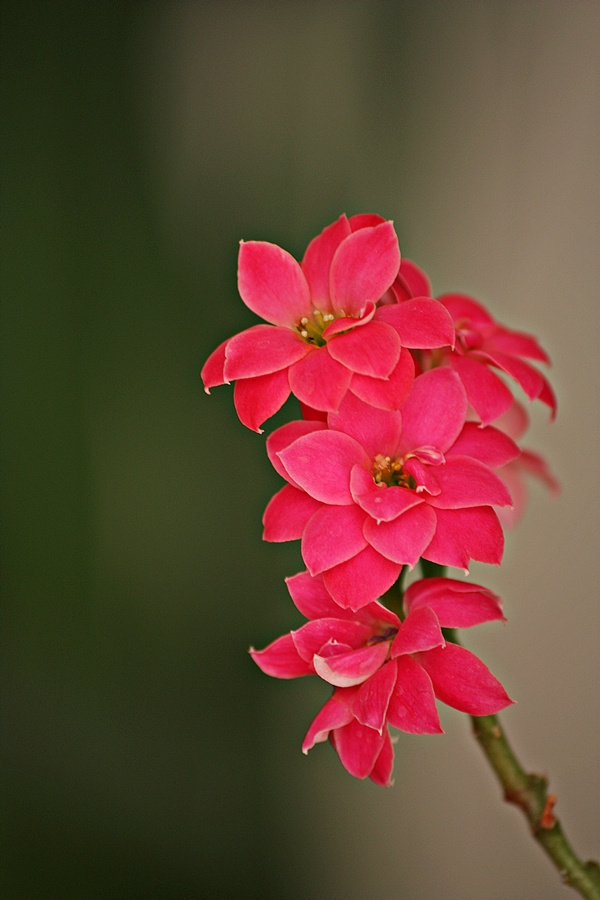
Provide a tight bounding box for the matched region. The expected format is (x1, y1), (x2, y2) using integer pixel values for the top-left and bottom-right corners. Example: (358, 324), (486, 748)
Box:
(250, 571), (513, 786)
(263, 368), (517, 609)
(201, 215), (455, 431)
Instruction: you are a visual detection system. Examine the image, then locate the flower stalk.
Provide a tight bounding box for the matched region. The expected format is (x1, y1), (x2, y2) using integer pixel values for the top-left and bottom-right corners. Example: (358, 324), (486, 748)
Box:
(419, 562), (600, 900)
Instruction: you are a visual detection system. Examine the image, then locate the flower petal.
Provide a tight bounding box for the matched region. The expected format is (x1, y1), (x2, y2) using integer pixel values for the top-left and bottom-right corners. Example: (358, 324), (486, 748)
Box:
(330, 222), (401, 316)
(351, 465), (423, 523)
(427, 456), (513, 509)
(477, 348), (544, 401)
(314, 642), (390, 688)
(327, 320), (401, 378)
(224, 324), (310, 380)
(355, 660), (398, 732)
(238, 240), (311, 325)
(485, 328), (550, 364)
(387, 656), (443, 734)
(266, 420), (327, 484)
(396, 259), (432, 300)
(233, 369), (291, 432)
(328, 392), (402, 459)
(391, 606), (445, 656)
(376, 298), (455, 349)
(292, 619), (372, 662)
(350, 347), (414, 410)
(404, 578), (505, 627)
(285, 570), (352, 620)
(449, 354), (514, 426)
(250, 633), (314, 678)
(417, 643), (514, 715)
(302, 504), (368, 575)
(448, 423), (520, 468)
(301, 214), (351, 312)
(369, 728), (395, 787)
(423, 507), (504, 569)
(438, 293), (495, 330)
(399, 368), (467, 456)
(288, 346), (353, 411)
(278, 429), (368, 505)
(363, 504), (437, 566)
(262, 485), (323, 542)
(333, 717), (387, 779)
(302, 690), (356, 752)
(322, 546), (402, 611)
(201, 338), (229, 391)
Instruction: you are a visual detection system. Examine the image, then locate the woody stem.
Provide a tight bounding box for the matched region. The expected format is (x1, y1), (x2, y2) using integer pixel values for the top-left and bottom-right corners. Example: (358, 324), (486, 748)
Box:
(418, 560), (600, 900)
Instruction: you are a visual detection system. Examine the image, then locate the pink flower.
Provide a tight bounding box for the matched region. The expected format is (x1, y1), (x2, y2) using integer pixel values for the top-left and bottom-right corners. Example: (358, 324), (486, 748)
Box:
(263, 367), (517, 609)
(250, 571), (513, 786)
(201, 215), (455, 431)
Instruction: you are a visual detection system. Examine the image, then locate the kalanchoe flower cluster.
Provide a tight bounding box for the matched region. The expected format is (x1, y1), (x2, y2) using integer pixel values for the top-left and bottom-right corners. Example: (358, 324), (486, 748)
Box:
(202, 214), (558, 785)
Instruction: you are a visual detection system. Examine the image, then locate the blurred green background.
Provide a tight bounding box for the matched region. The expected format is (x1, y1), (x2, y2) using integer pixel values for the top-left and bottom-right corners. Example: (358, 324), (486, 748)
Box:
(2, 2), (598, 898)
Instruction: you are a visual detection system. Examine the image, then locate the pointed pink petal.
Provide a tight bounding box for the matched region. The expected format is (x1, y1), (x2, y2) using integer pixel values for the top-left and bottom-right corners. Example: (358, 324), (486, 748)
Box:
(266, 419), (327, 484)
(330, 222), (401, 316)
(233, 369), (290, 432)
(285, 571), (353, 620)
(423, 507), (504, 569)
(518, 448), (561, 495)
(350, 347), (414, 410)
(348, 213), (386, 230)
(399, 368), (467, 455)
(376, 298), (455, 349)
(302, 504), (368, 575)
(328, 395), (400, 462)
(301, 215), (351, 312)
(495, 462), (528, 529)
(485, 328), (550, 364)
(262, 485), (322, 542)
(238, 240), (311, 325)
(537, 373), (557, 419)
(438, 293), (496, 330)
(448, 423), (520, 468)
(448, 354), (513, 426)
(364, 503), (437, 566)
(224, 324), (310, 380)
(404, 577), (505, 627)
(278, 430), (368, 505)
(477, 348), (544, 401)
(450, 355), (513, 423)
(355, 660), (398, 731)
(321, 301), (377, 339)
(323, 546), (402, 610)
(403, 458), (441, 496)
(201, 338), (229, 391)
(397, 259), (432, 299)
(387, 656), (443, 734)
(369, 728), (395, 786)
(427, 457), (513, 509)
(333, 717), (386, 779)
(292, 618), (372, 662)
(327, 320), (401, 378)
(493, 399), (529, 440)
(351, 465), (423, 523)
(250, 633), (314, 678)
(302, 691), (356, 752)
(391, 606), (445, 656)
(417, 643), (514, 715)
(314, 642), (389, 688)
(288, 346), (353, 411)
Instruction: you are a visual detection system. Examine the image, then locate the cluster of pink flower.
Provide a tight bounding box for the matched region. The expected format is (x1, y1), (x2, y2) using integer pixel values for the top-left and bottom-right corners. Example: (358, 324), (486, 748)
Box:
(202, 214), (558, 786)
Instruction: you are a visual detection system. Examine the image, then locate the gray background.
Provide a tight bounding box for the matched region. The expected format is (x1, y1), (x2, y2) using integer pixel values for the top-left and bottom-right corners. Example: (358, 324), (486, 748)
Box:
(3, 2), (598, 898)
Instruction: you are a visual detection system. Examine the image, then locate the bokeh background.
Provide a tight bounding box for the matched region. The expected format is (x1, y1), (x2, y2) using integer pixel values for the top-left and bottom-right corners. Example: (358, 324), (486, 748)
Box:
(3, 2), (598, 898)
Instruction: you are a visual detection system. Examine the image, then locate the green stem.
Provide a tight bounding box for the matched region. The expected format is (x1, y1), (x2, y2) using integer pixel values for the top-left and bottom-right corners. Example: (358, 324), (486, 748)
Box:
(418, 560), (600, 899)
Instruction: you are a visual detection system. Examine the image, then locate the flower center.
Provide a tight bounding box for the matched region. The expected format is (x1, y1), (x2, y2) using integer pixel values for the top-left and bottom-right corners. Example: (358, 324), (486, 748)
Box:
(366, 626), (398, 645)
(372, 454), (417, 490)
(295, 309), (342, 346)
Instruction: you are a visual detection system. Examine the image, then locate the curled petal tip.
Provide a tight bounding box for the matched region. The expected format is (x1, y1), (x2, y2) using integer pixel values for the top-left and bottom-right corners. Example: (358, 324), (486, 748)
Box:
(204, 387), (211, 395)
